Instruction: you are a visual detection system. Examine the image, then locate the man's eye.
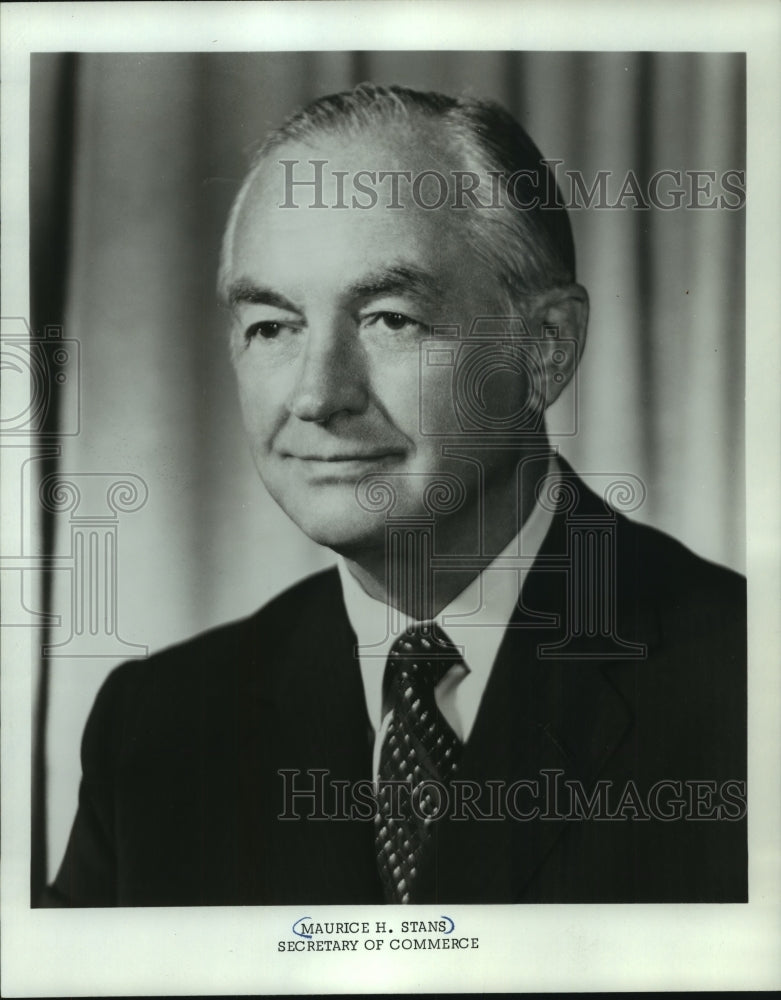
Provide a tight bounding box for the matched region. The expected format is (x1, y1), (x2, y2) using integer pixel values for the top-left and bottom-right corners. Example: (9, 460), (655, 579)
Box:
(245, 321), (286, 342)
(365, 311), (423, 333)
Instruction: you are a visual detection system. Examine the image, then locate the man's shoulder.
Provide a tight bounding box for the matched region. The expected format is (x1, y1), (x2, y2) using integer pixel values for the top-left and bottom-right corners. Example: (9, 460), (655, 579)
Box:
(617, 517), (745, 712)
(170, 565), (341, 651)
(616, 509), (745, 608)
(96, 566), (344, 707)
(555, 459), (744, 608)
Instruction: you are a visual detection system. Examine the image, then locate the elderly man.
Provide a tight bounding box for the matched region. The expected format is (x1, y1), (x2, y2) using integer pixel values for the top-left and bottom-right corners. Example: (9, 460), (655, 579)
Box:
(47, 84), (746, 906)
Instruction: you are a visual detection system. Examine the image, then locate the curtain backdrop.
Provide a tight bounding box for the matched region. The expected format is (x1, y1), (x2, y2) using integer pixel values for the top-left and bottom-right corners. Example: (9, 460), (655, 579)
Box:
(31, 50), (745, 889)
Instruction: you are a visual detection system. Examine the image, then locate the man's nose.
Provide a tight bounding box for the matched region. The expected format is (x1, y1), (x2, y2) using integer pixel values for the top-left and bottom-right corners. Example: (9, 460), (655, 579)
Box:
(286, 322), (369, 423)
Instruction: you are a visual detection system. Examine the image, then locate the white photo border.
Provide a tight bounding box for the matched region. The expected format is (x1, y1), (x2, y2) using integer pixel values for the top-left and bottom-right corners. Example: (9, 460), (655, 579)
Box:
(2, 1), (779, 994)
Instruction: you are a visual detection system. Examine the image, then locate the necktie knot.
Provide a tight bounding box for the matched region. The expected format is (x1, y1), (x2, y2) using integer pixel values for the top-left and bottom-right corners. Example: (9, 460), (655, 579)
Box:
(385, 622), (462, 692)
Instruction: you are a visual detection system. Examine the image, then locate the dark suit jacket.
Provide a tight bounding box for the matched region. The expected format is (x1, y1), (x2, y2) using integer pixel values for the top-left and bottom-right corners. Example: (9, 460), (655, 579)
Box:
(46, 473), (746, 906)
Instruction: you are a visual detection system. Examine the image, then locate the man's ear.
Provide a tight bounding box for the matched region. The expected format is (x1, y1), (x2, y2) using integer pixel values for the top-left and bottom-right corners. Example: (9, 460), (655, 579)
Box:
(527, 283), (589, 410)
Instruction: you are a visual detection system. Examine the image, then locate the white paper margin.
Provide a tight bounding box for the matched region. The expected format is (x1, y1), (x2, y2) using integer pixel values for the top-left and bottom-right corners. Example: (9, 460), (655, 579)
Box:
(2, 1), (779, 994)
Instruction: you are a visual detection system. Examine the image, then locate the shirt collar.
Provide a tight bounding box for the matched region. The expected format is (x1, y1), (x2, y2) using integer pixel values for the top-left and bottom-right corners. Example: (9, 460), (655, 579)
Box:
(338, 454), (558, 733)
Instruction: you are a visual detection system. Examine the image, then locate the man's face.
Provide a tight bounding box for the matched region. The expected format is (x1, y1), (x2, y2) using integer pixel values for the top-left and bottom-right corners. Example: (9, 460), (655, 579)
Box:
(226, 125), (537, 558)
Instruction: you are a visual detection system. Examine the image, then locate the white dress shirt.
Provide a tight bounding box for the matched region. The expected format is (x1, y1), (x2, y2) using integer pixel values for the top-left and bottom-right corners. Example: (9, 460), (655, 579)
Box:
(338, 455), (558, 777)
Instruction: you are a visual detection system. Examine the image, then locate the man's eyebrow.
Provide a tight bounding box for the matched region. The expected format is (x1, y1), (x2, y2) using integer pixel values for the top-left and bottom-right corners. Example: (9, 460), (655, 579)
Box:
(225, 264), (441, 312)
(226, 279), (302, 313)
(346, 264), (443, 303)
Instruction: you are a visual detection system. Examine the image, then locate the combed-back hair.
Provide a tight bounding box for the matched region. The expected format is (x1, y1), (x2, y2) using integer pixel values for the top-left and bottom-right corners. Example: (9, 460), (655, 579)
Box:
(219, 83), (575, 305)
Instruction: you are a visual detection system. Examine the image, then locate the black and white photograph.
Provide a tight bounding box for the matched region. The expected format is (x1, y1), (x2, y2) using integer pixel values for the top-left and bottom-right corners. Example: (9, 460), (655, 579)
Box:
(2, 1), (779, 995)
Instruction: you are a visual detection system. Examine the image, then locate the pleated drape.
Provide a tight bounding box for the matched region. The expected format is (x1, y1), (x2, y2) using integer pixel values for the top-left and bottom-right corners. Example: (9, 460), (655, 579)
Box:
(33, 51), (745, 886)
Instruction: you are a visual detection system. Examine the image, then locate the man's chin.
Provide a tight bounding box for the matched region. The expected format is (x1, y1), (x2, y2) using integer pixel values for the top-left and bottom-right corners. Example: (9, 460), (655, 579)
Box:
(289, 515), (387, 556)
(262, 473), (434, 556)
(272, 494), (385, 553)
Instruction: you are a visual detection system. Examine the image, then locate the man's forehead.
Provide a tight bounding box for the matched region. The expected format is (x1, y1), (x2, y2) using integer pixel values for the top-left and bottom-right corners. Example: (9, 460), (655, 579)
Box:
(230, 125), (471, 260)
(224, 120), (507, 308)
(241, 121), (460, 213)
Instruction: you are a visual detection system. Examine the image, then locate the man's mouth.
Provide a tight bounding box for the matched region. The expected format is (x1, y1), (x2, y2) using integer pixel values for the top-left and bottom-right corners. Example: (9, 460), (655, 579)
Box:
(289, 451), (403, 462)
(279, 450), (406, 480)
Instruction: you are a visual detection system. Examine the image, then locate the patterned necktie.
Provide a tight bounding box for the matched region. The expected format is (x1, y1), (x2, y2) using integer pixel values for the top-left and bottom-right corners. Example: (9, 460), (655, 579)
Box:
(374, 622), (464, 903)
